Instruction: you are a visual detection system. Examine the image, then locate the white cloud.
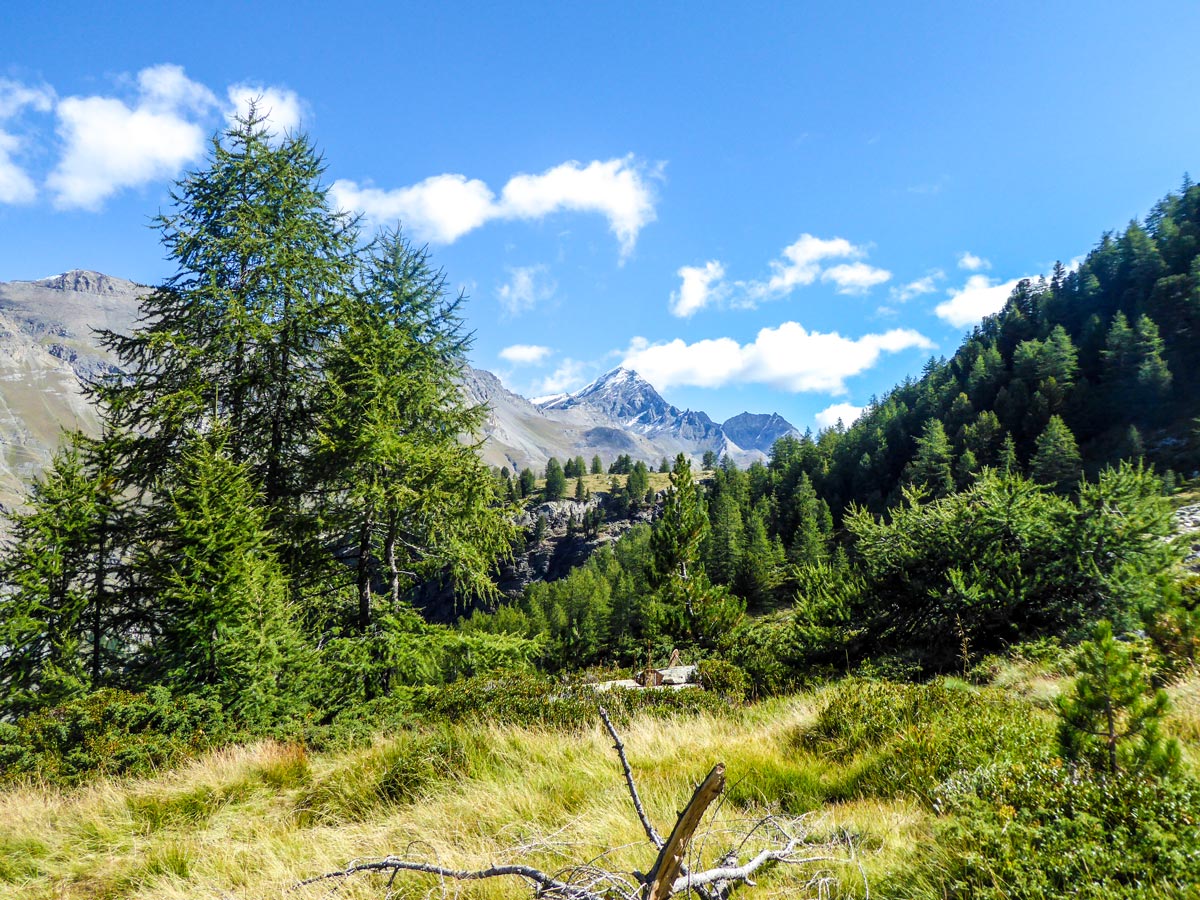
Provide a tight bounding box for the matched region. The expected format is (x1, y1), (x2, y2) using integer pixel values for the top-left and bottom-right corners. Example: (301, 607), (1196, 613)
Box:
(670, 260), (725, 317)
(499, 156), (658, 258)
(935, 274), (1026, 327)
(815, 402), (865, 429)
(756, 234), (859, 297)
(332, 174), (495, 244)
(890, 270), (944, 303)
(0, 132), (37, 203)
(0, 79), (55, 205)
(621, 322), (933, 395)
(332, 155), (659, 257)
(735, 234), (890, 304)
(0, 79), (55, 119)
(532, 358), (587, 396)
(226, 83), (305, 135)
(821, 261), (892, 295)
(958, 251), (991, 271)
(47, 64), (217, 210)
(499, 344), (552, 365)
(496, 264), (555, 316)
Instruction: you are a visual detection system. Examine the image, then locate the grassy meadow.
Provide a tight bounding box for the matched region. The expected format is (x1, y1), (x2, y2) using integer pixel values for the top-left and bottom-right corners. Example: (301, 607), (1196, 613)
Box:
(6, 657), (1200, 900)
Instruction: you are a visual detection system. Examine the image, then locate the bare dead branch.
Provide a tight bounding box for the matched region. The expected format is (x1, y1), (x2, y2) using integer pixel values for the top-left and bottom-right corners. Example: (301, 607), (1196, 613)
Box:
(296, 856), (615, 900)
(646, 764), (726, 900)
(599, 705), (664, 849)
(302, 714), (867, 900)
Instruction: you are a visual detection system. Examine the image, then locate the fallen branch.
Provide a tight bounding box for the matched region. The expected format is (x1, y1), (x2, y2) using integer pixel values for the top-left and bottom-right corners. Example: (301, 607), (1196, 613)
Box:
(599, 705), (664, 848)
(301, 713), (866, 900)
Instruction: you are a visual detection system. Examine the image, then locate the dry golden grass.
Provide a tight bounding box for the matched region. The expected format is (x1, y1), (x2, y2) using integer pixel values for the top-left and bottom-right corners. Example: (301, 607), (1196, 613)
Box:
(0, 697), (919, 900)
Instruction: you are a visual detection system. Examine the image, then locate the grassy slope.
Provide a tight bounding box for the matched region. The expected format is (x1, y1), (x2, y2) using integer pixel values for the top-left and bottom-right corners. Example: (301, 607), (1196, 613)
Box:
(6, 668), (1200, 900)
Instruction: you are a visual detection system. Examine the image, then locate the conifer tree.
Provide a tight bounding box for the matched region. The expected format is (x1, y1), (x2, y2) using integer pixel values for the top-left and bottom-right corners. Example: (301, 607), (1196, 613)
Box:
(906, 419), (954, 498)
(575, 476), (587, 501)
(544, 458), (567, 500)
(140, 431), (300, 722)
(0, 438), (107, 714)
(319, 230), (514, 624)
(1057, 620), (1179, 775)
(1134, 314), (1173, 398)
(1031, 415), (1082, 492)
(651, 454), (709, 585)
(94, 108), (359, 582)
(518, 468), (537, 498)
(591, 455), (604, 475)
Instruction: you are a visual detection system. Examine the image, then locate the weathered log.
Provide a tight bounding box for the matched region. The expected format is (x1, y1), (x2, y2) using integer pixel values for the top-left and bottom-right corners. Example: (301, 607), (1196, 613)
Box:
(644, 763), (726, 900)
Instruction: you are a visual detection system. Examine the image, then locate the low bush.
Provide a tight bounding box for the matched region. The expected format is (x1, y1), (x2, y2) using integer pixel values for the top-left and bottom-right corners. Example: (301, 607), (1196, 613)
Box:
(0, 686), (231, 786)
(795, 678), (1054, 804)
(417, 672), (731, 729)
(927, 762), (1200, 898)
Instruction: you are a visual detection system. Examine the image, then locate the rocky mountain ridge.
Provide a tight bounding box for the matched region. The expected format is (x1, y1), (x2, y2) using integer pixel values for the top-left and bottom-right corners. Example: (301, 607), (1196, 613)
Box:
(0, 271), (800, 516)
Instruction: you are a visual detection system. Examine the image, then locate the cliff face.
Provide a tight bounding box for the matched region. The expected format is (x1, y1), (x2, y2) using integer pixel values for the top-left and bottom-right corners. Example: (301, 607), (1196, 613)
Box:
(414, 495), (660, 623)
(0, 271), (144, 519)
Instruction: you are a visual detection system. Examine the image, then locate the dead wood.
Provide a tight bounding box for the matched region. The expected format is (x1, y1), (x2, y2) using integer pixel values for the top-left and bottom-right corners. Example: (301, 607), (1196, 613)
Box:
(301, 712), (866, 900)
(645, 764), (725, 900)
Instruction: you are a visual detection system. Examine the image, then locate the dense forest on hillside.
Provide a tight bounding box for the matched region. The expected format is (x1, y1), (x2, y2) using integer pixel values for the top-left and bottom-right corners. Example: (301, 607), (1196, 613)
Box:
(4, 121), (1200, 898)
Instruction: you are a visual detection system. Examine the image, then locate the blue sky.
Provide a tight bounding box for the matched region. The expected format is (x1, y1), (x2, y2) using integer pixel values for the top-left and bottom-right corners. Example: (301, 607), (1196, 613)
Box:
(2, 2), (1199, 430)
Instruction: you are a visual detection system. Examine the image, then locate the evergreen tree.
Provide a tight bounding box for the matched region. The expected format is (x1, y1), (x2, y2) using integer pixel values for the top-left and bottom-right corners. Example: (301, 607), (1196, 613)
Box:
(518, 468), (537, 498)
(94, 109), (359, 586)
(591, 455), (604, 475)
(140, 431), (300, 722)
(544, 458), (567, 500)
(319, 231), (514, 625)
(0, 438), (107, 714)
(1031, 415), (1082, 492)
(1133, 314), (1173, 398)
(999, 432), (1019, 475)
(1057, 620), (1179, 775)
(627, 460), (651, 505)
(906, 419), (954, 498)
(575, 476), (587, 501)
(650, 454), (709, 585)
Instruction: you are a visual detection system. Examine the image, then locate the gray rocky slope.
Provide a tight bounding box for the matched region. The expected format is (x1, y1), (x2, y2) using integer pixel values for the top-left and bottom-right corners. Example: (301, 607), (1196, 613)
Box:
(0, 271), (144, 515)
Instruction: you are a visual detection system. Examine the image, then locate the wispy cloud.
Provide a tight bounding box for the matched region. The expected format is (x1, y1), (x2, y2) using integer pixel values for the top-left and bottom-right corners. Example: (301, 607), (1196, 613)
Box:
(889, 270), (944, 303)
(226, 83), (305, 136)
(532, 358), (587, 396)
(621, 322), (932, 395)
(935, 274), (1026, 327)
(332, 155), (660, 259)
(496, 264), (556, 316)
(821, 261), (892, 295)
(670, 233), (892, 315)
(815, 402), (865, 429)
(958, 251), (991, 271)
(499, 344), (552, 365)
(669, 260), (725, 317)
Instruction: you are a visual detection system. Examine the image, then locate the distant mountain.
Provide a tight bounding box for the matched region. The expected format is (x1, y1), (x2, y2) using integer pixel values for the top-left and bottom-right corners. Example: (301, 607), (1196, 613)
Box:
(0, 272), (800, 516)
(535, 366), (798, 466)
(722, 411), (802, 454)
(0, 271), (144, 516)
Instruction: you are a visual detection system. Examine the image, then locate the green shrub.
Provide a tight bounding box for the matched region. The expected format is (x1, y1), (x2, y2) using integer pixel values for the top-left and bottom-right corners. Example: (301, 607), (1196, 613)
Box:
(0, 687), (231, 786)
(696, 658), (747, 702)
(927, 762), (1200, 898)
(795, 679), (1053, 804)
(417, 673), (730, 730)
